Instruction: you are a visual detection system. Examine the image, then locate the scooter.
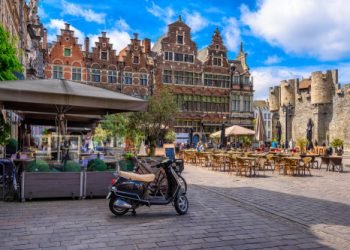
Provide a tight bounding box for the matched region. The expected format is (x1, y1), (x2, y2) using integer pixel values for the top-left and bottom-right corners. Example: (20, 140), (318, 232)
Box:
(106, 158), (188, 216)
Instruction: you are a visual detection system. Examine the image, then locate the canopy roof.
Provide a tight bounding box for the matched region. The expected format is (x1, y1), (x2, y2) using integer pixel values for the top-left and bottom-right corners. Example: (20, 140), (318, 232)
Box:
(210, 125), (255, 138)
(0, 79), (148, 115)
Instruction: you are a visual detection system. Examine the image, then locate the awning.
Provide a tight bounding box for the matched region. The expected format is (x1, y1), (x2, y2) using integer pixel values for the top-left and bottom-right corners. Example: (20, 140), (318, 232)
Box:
(210, 125), (255, 138)
(0, 79), (148, 116)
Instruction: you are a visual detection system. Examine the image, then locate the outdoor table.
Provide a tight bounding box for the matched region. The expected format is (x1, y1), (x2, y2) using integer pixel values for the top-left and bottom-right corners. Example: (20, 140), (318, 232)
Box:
(213, 153), (229, 171)
(300, 154), (320, 168)
(239, 157), (257, 176)
(282, 157), (301, 175)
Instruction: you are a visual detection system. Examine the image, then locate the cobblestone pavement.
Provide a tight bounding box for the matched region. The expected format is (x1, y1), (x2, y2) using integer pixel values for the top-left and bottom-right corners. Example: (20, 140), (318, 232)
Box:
(0, 163), (349, 250)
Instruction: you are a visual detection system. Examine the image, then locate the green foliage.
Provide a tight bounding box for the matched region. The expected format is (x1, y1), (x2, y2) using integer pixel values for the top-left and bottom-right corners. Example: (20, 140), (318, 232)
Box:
(118, 159), (134, 172)
(128, 88), (178, 155)
(6, 138), (18, 154)
(63, 160), (81, 172)
(122, 152), (135, 160)
(27, 159), (50, 172)
(242, 136), (252, 147)
(101, 114), (128, 138)
(0, 112), (10, 146)
(330, 138), (343, 148)
(93, 124), (108, 145)
(0, 25), (22, 80)
(87, 159), (107, 171)
(165, 130), (176, 143)
(296, 138), (307, 152)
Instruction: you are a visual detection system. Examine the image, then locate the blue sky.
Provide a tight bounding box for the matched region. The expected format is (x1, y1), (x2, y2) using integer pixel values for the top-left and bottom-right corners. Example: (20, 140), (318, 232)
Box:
(38, 0), (350, 99)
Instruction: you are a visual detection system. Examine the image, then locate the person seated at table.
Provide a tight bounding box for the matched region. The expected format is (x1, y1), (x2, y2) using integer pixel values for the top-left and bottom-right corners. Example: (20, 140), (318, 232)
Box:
(271, 140), (278, 149)
(196, 142), (204, 152)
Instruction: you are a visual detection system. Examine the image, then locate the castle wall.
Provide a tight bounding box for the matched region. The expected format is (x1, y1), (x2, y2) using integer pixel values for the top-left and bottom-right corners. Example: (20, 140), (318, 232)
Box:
(329, 90), (350, 151)
(311, 71), (335, 105)
(268, 86), (280, 112)
(280, 80), (296, 107)
(292, 90), (314, 142)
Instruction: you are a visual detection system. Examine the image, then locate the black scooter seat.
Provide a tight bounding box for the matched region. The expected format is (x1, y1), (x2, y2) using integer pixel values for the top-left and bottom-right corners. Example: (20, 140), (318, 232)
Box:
(119, 171), (155, 183)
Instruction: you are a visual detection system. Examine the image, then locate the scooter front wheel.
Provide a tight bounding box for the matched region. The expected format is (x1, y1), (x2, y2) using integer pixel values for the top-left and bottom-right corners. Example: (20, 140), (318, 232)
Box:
(174, 194), (188, 215)
(109, 198), (129, 216)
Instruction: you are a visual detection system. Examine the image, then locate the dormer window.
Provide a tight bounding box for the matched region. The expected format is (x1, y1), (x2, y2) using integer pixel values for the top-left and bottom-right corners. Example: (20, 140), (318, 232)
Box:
(101, 51), (108, 60)
(64, 48), (71, 57)
(213, 57), (222, 66)
(134, 46), (138, 50)
(177, 35), (183, 44)
(215, 44), (219, 50)
(65, 37), (70, 41)
(133, 56), (139, 64)
(102, 43), (106, 47)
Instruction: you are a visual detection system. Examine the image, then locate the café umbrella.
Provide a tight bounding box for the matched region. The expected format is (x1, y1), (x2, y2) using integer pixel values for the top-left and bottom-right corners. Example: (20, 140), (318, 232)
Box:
(255, 108), (266, 145)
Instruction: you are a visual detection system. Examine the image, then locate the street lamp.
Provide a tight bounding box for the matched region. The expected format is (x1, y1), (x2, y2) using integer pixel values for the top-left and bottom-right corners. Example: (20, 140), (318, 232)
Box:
(281, 102), (293, 150)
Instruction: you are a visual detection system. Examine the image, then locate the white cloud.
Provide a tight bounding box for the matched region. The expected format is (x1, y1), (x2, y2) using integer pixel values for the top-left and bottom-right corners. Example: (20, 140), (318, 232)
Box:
(264, 55), (282, 65)
(46, 19), (85, 44)
(241, 0), (350, 61)
(183, 10), (209, 33)
(252, 63), (350, 99)
(61, 0), (106, 24)
(222, 17), (241, 52)
(89, 20), (131, 53)
(146, 2), (175, 24)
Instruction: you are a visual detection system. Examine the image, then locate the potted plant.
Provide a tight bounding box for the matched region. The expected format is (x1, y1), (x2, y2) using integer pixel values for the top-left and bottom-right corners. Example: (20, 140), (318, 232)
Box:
(330, 138), (343, 156)
(296, 138), (307, 154)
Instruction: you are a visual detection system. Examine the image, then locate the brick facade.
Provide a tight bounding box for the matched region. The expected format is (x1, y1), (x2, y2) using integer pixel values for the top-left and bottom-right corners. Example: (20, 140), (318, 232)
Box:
(44, 17), (254, 142)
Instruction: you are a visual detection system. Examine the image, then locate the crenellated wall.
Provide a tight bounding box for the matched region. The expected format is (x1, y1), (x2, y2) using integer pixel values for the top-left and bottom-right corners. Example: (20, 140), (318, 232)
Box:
(268, 69), (350, 153)
(311, 70), (336, 105)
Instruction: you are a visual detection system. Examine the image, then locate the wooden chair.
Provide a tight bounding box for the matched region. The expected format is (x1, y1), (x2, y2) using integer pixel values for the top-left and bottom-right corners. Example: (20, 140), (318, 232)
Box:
(211, 154), (223, 171)
(236, 157), (254, 176)
(184, 151), (196, 164)
(255, 157), (267, 176)
(264, 154), (274, 170)
(285, 158), (299, 176)
(273, 157), (285, 174)
(298, 157), (312, 176)
(196, 152), (209, 167)
(226, 156), (237, 175)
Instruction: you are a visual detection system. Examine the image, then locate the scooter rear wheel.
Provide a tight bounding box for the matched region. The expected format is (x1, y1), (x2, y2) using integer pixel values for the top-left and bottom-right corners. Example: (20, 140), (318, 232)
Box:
(174, 194), (188, 215)
(109, 198), (129, 216)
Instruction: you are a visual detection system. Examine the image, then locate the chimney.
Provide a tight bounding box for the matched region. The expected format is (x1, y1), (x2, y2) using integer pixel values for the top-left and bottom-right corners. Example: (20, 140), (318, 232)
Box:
(142, 38), (151, 53)
(65, 23), (70, 30)
(85, 37), (90, 53)
(102, 32), (106, 38)
(42, 28), (47, 50)
(133, 33), (138, 40)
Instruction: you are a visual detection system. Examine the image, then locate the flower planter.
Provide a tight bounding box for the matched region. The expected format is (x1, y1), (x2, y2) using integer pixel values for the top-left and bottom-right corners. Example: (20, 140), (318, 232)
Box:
(84, 171), (115, 198)
(22, 171), (83, 201)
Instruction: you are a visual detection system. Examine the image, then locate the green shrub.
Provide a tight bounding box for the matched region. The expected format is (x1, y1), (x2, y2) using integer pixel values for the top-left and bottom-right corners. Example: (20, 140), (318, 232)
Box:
(6, 138), (18, 154)
(118, 159), (134, 172)
(26, 159), (50, 172)
(63, 160), (81, 172)
(87, 159), (107, 171)
(330, 138), (343, 148)
(122, 152), (135, 160)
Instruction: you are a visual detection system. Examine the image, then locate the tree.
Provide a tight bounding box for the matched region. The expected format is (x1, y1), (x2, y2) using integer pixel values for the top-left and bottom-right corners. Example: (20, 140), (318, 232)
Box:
(101, 114), (128, 145)
(0, 25), (22, 80)
(128, 88), (178, 155)
(93, 124), (108, 146)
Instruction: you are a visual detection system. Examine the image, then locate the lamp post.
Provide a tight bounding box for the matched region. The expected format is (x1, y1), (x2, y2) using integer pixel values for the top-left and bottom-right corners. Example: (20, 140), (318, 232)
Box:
(281, 102), (293, 150)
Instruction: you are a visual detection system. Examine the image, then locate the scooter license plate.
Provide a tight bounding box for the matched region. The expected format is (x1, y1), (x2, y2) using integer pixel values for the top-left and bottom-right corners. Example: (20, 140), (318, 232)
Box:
(106, 192), (111, 200)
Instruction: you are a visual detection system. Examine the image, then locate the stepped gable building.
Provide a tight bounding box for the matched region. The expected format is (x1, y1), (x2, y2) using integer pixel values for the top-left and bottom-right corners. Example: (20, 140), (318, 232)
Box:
(44, 23), (86, 81)
(152, 16), (253, 142)
(86, 31), (119, 90)
(268, 69), (350, 154)
(117, 33), (154, 98)
(44, 18), (254, 143)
